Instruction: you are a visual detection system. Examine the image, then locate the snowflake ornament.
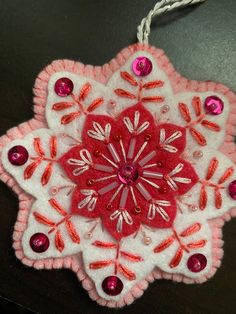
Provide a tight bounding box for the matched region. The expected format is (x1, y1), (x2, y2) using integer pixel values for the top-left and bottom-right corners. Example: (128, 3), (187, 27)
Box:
(1, 44), (236, 307)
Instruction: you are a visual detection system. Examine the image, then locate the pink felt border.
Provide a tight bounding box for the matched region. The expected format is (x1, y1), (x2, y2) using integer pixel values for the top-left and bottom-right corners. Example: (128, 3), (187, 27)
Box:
(1, 43), (236, 307)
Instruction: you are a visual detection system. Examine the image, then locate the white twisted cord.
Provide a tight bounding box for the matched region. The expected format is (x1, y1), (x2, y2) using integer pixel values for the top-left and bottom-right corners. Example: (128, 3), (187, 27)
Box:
(137, 0), (206, 44)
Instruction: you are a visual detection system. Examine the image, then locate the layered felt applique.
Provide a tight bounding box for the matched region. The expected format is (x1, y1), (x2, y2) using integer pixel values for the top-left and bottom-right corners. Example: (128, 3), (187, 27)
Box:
(1, 44), (236, 307)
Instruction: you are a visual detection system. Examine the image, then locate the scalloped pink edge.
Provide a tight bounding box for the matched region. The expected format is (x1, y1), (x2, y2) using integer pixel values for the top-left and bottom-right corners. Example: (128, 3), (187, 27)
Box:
(1, 43), (236, 308)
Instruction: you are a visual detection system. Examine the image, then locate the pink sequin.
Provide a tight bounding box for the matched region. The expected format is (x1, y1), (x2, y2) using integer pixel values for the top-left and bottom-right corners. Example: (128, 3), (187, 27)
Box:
(118, 163), (139, 184)
(132, 56), (152, 76)
(102, 276), (123, 296)
(204, 95), (224, 115)
(187, 253), (207, 272)
(54, 77), (74, 97)
(30, 233), (50, 253)
(228, 180), (236, 200)
(8, 145), (29, 166)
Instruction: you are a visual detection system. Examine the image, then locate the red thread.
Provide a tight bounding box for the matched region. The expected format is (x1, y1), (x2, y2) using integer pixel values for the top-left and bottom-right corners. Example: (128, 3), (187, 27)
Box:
(65, 220), (80, 243)
(33, 137), (45, 156)
(118, 264), (136, 281)
(189, 127), (207, 146)
(24, 158), (41, 179)
(61, 112), (80, 124)
(206, 158), (219, 180)
(120, 251), (143, 262)
(169, 247), (183, 268)
(92, 241), (117, 249)
(180, 223), (201, 237)
(55, 229), (65, 252)
(199, 186), (207, 210)
(89, 260), (113, 269)
(33, 211), (55, 227)
(114, 88), (136, 99)
(218, 167), (234, 184)
(50, 136), (57, 159)
(215, 189), (222, 209)
(142, 80), (164, 89)
(48, 198), (67, 216)
(41, 162), (52, 186)
(87, 98), (104, 112)
(178, 103), (191, 122)
(120, 71), (138, 86)
(79, 83), (92, 101)
(201, 120), (221, 132)
(141, 96), (164, 103)
(187, 239), (206, 249)
(192, 96), (202, 117)
(52, 102), (74, 111)
(153, 236), (174, 253)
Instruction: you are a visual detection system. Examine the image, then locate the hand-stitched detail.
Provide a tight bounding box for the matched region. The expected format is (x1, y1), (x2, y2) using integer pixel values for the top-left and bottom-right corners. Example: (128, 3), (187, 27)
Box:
(178, 97), (221, 146)
(154, 223), (206, 268)
(24, 137), (57, 186)
(32, 198), (80, 252)
(114, 71), (164, 104)
(198, 158), (234, 210)
(60, 103), (198, 239)
(89, 241), (143, 281)
(52, 82), (104, 125)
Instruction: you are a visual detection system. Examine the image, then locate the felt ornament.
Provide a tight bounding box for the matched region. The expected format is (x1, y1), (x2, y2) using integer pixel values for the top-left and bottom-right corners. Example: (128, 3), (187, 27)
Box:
(1, 0), (236, 308)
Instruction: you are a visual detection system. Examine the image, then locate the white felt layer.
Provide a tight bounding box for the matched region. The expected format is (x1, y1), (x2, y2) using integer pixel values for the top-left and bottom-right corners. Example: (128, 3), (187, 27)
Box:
(46, 72), (112, 137)
(1, 129), (75, 199)
(172, 92), (230, 150)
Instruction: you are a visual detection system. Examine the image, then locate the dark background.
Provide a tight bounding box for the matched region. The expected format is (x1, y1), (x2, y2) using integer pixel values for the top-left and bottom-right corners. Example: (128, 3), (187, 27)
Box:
(0, 0), (236, 313)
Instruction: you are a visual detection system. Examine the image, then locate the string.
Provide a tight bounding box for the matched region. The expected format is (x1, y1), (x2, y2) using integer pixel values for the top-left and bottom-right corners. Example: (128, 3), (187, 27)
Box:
(137, 0), (206, 44)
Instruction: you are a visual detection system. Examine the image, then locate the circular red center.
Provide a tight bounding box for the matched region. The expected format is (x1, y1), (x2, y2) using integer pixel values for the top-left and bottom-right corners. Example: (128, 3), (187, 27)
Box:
(118, 163), (139, 184)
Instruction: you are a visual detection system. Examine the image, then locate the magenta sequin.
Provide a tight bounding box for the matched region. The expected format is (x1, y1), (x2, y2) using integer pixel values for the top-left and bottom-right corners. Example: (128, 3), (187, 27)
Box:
(204, 95), (224, 115)
(187, 253), (207, 272)
(54, 77), (74, 97)
(30, 233), (50, 253)
(102, 276), (123, 296)
(8, 145), (29, 166)
(132, 56), (153, 76)
(118, 163), (139, 184)
(228, 180), (236, 200)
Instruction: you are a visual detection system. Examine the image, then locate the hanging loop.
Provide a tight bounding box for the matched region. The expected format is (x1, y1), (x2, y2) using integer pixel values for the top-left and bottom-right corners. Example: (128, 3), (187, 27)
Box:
(137, 0), (206, 44)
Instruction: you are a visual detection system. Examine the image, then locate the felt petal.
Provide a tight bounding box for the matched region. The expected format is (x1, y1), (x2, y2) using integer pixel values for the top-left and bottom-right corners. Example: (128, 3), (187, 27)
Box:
(1, 129), (74, 199)
(107, 51), (174, 118)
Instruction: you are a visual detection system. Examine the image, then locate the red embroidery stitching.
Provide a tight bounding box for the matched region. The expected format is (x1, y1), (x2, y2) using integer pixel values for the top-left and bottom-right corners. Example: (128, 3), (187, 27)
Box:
(52, 82), (104, 125)
(33, 199), (81, 252)
(198, 158), (234, 210)
(153, 223), (206, 268)
(24, 137), (58, 186)
(114, 71), (165, 104)
(55, 229), (65, 252)
(120, 71), (138, 86)
(178, 97), (221, 146)
(89, 240), (142, 281)
(60, 104), (198, 240)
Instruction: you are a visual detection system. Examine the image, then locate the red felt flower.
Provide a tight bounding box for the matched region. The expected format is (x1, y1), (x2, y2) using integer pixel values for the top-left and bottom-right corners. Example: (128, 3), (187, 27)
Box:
(59, 103), (198, 239)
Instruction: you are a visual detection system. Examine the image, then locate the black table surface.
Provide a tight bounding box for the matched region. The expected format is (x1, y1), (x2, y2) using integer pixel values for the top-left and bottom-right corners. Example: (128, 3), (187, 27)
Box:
(0, 0), (236, 313)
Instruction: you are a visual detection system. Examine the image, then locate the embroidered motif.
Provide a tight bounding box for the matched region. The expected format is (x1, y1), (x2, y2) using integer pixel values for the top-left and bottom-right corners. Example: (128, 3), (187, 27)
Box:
(60, 103), (198, 239)
(1, 45), (236, 307)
